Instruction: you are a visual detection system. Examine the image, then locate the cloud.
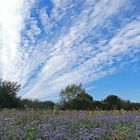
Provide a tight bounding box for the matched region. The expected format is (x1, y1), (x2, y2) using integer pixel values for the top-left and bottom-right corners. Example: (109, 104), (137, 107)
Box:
(0, 0), (140, 100)
(0, 0), (35, 80)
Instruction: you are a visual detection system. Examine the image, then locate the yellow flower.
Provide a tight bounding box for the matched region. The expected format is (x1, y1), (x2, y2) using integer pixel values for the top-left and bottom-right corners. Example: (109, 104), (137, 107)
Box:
(89, 111), (92, 115)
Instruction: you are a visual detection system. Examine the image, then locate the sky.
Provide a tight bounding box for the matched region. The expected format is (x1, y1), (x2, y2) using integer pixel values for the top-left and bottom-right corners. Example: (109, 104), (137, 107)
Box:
(0, 0), (140, 102)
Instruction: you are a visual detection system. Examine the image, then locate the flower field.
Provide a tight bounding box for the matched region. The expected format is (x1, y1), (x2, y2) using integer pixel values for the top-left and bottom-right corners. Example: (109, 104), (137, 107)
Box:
(0, 110), (140, 140)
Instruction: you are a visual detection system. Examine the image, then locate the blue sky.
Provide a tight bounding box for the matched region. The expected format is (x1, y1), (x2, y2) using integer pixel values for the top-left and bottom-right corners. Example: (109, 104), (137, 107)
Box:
(0, 0), (140, 101)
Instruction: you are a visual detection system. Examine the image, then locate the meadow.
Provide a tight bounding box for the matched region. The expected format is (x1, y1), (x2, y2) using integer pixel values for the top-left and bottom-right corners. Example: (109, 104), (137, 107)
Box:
(0, 109), (140, 140)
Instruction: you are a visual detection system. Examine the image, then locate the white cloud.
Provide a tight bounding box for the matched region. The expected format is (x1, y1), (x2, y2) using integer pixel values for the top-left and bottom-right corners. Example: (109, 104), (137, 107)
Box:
(0, 0), (140, 100)
(0, 0), (35, 81)
(21, 0), (140, 99)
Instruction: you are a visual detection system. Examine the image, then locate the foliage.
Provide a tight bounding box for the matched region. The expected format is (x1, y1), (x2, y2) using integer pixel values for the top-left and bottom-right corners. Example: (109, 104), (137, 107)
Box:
(21, 99), (55, 110)
(0, 79), (21, 109)
(59, 83), (86, 103)
(0, 110), (140, 140)
(0, 79), (140, 111)
(63, 98), (92, 110)
(77, 92), (93, 101)
(103, 95), (122, 110)
(59, 84), (94, 110)
(0, 79), (55, 110)
(59, 85), (140, 111)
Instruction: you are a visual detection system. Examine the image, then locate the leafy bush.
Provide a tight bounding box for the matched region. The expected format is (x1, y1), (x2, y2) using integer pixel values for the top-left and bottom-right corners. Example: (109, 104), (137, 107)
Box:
(0, 79), (21, 109)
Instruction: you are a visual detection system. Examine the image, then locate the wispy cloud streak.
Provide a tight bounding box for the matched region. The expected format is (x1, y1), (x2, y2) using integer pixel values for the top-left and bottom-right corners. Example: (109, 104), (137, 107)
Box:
(0, 0), (140, 100)
(0, 0), (35, 80)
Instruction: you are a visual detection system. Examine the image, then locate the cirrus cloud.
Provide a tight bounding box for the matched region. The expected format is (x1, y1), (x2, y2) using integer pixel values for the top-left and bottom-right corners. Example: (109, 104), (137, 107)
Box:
(0, 0), (140, 100)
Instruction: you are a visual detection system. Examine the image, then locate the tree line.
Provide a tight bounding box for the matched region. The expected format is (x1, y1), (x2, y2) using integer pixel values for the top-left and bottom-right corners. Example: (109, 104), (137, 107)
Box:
(0, 79), (140, 110)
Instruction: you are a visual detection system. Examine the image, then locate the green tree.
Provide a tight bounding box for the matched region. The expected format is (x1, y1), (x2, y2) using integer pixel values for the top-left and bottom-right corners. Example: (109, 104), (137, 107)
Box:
(0, 79), (21, 108)
(103, 95), (122, 110)
(91, 101), (104, 110)
(77, 92), (93, 101)
(59, 84), (94, 110)
(65, 98), (92, 110)
(59, 83), (86, 103)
